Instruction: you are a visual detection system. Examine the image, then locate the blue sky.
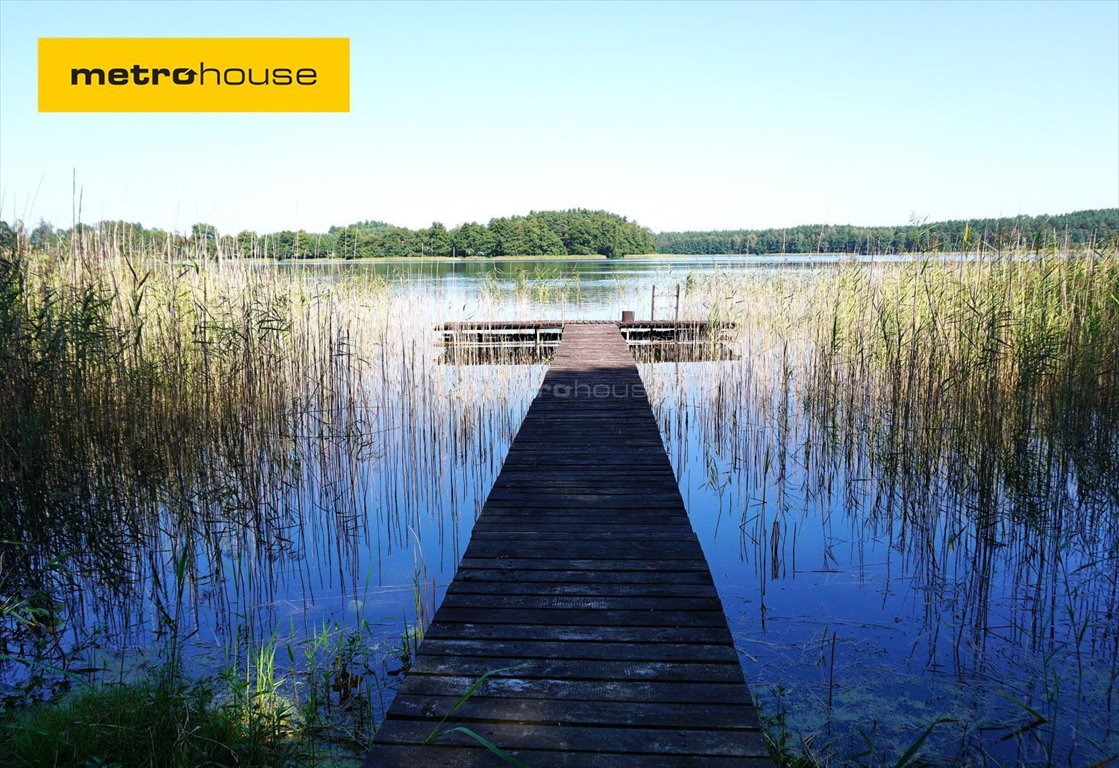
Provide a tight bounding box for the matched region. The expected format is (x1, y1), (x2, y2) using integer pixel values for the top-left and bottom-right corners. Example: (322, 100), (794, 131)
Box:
(1, 0), (1116, 234)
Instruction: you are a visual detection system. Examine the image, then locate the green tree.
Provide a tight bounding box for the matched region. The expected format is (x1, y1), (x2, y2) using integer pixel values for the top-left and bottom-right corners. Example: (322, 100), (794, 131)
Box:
(334, 227), (357, 259)
(190, 223), (219, 258)
(451, 222), (496, 257)
(423, 222), (452, 257)
(235, 231), (257, 258)
(355, 231), (382, 259)
(271, 231), (296, 260)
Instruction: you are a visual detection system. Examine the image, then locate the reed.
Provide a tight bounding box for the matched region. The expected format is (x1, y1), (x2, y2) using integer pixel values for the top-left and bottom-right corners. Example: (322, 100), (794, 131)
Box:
(642, 249), (1119, 764)
(4, 226), (1116, 764)
(0, 227), (543, 719)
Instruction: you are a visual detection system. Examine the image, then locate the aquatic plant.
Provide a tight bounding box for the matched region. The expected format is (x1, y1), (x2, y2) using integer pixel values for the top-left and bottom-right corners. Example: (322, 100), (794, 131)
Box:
(643, 249), (1119, 764)
(0, 228), (543, 710)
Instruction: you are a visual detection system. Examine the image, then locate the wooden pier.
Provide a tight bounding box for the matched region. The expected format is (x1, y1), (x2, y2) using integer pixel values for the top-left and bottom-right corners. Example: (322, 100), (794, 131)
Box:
(438, 319), (727, 348)
(437, 319), (736, 365)
(364, 324), (771, 767)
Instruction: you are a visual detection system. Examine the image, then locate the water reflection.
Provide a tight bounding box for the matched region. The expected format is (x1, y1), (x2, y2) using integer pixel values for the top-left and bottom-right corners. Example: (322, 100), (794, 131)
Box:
(643, 333), (1119, 763)
(275, 254), (932, 320)
(4, 255), (1116, 766)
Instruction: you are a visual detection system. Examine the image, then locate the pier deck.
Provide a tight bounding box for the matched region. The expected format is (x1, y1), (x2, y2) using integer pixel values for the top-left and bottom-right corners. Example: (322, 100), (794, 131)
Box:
(364, 324), (771, 767)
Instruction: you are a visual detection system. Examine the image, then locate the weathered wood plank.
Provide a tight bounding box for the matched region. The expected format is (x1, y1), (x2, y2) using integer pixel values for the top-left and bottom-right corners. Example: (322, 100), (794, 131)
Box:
(446, 580), (717, 597)
(437, 593), (723, 611)
(456, 557), (710, 571)
(452, 567), (715, 584)
(421, 624), (733, 645)
(429, 606), (729, 628)
(469, 521), (695, 532)
(474, 510), (688, 521)
(461, 541), (705, 559)
(406, 656), (745, 683)
(394, 673), (749, 703)
(368, 745), (772, 768)
(373, 720), (768, 757)
(478, 499), (683, 510)
(414, 638), (740, 663)
(388, 694), (758, 729)
(466, 530), (694, 542)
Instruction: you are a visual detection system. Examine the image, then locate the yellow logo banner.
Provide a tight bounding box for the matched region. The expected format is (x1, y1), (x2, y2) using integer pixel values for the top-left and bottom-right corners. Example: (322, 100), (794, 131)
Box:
(39, 38), (350, 112)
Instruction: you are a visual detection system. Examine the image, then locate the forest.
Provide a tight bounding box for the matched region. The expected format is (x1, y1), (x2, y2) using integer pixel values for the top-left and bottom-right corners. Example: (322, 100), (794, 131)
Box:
(2, 208), (1116, 259)
(3, 209), (655, 260)
(654, 209), (1119, 254)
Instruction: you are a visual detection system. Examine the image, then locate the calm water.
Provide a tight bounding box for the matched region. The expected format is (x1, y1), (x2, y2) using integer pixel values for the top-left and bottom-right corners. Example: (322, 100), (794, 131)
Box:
(644, 357), (1119, 766)
(276, 254), (928, 320)
(7, 256), (1116, 766)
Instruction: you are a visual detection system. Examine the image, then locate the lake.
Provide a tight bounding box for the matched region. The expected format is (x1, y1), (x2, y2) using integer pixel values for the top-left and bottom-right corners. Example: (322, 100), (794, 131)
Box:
(3, 254), (1116, 766)
(275, 253), (948, 320)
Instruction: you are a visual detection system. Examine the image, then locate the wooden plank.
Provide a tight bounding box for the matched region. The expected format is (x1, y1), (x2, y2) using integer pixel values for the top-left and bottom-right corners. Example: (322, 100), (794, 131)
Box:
(483, 488), (681, 499)
(364, 324), (770, 767)
(485, 489), (684, 500)
(406, 656), (744, 683)
(461, 541), (705, 559)
(429, 607), (729, 628)
(469, 521), (691, 532)
(469, 521), (695, 532)
(455, 558), (710, 571)
(465, 532), (693, 544)
(452, 568), (715, 584)
(394, 673), (749, 703)
(485, 470), (675, 481)
(414, 638), (740, 663)
(447, 581), (718, 598)
(373, 720), (768, 757)
(368, 745), (771, 768)
(388, 694), (758, 729)
(481, 497), (687, 510)
(421, 624), (733, 645)
(437, 593), (722, 612)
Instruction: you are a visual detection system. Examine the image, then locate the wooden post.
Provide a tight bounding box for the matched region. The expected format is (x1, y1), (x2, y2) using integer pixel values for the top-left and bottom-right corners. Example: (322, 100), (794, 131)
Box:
(675, 284), (681, 322)
(621, 310), (635, 323)
(651, 285), (656, 321)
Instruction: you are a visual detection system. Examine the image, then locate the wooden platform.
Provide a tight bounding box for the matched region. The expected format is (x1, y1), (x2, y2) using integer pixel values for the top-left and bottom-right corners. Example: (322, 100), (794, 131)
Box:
(438, 319), (728, 347)
(364, 324), (771, 767)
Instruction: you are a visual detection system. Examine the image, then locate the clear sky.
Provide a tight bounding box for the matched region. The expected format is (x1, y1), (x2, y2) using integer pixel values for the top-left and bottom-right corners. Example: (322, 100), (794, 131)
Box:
(1, 0), (1116, 235)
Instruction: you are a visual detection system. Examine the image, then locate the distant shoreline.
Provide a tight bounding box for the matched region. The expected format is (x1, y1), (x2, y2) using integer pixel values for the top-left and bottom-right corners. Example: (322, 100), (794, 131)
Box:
(243, 252), (894, 265)
(256, 254), (634, 265)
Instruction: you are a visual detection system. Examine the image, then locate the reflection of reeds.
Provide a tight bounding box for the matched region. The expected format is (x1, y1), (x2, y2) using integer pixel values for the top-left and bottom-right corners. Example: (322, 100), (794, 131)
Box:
(0, 230), (543, 699)
(643, 250), (1119, 763)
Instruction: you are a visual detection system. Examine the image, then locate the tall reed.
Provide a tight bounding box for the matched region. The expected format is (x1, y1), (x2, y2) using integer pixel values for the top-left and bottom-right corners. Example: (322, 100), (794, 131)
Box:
(642, 250), (1119, 764)
(0, 228), (543, 708)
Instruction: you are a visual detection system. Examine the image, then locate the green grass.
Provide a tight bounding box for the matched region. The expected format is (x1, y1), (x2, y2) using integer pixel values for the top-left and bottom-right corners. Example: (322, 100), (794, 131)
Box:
(2, 672), (311, 768)
(0, 614), (397, 768)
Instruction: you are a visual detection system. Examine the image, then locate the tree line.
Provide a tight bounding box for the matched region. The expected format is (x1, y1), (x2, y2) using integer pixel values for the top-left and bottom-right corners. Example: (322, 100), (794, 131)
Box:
(4, 209), (655, 260)
(3, 208), (1115, 260)
(654, 209), (1119, 254)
